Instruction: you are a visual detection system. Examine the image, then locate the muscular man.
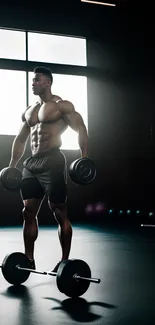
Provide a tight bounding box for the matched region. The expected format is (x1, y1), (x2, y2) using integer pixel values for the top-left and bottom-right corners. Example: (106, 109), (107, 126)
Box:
(9, 66), (88, 271)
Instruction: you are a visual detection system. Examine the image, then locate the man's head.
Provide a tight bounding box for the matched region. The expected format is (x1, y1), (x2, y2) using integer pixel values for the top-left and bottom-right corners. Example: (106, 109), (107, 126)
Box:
(32, 66), (53, 96)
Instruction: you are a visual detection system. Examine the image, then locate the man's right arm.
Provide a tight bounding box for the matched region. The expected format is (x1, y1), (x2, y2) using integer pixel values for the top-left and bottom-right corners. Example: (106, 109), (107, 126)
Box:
(9, 121), (30, 168)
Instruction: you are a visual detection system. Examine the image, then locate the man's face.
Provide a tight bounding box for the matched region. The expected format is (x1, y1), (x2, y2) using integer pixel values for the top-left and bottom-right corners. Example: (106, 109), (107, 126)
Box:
(32, 73), (50, 96)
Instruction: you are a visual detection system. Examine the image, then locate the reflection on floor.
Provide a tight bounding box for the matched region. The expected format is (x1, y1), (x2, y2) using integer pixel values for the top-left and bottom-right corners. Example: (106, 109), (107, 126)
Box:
(0, 223), (155, 325)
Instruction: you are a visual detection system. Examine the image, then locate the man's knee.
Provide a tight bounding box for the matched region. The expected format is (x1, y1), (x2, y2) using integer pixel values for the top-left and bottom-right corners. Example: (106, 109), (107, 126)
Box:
(48, 201), (66, 213)
(22, 199), (41, 220)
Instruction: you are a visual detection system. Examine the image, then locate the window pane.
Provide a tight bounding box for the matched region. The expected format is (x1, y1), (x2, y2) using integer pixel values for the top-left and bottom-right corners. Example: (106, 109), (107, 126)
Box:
(0, 29), (26, 60)
(28, 73), (87, 150)
(0, 70), (26, 135)
(28, 32), (86, 66)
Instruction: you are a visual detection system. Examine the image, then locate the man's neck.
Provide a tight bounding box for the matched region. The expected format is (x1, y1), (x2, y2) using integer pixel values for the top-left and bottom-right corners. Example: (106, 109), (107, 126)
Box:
(39, 92), (53, 103)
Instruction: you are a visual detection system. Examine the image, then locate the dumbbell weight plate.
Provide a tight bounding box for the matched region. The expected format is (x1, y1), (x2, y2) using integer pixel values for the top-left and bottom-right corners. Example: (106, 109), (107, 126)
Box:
(69, 158), (96, 185)
(0, 167), (22, 191)
(56, 259), (91, 297)
(1, 252), (31, 285)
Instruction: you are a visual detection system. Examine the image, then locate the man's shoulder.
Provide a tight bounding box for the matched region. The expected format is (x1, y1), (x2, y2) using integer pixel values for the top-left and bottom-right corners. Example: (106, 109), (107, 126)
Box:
(57, 99), (75, 115)
(52, 95), (74, 109)
(52, 94), (63, 103)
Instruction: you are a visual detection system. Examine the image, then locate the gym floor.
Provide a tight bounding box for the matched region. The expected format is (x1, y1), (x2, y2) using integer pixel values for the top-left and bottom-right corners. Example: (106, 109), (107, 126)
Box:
(0, 223), (155, 325)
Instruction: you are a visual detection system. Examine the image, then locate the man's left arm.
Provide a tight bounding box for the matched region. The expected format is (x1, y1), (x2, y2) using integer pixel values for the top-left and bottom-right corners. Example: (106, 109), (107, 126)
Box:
(58, 100), (88, 158)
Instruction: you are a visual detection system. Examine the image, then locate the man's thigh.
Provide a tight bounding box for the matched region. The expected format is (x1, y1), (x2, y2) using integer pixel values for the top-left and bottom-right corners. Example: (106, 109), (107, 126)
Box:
(37, 170), (67, 204)
(20, 168), (44, 200)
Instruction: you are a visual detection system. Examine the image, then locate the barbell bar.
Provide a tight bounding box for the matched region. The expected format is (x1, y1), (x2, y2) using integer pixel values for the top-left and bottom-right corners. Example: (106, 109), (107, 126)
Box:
(14, 266), (100, 283)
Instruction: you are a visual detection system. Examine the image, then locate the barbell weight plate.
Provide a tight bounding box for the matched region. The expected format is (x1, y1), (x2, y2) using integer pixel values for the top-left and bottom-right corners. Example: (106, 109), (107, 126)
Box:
(1, 252), (31, 285)
(56, 259), (91, 297)
(0, 167), (22, 191)
(69, 158), (96, 185)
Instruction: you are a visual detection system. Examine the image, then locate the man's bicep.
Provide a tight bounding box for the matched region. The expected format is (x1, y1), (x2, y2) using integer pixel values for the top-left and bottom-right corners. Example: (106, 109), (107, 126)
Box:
(58, 100), (86, 131)
(65, 111), (86, 132)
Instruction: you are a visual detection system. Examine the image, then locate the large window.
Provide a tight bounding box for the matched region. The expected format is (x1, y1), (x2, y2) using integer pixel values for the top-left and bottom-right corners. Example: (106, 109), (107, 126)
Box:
(28, 32), (87, 66)
(0, 70), (26, 135)
(0, 28), (88, 150)
(29, 73), (87, 150)
(0, 29), (26, 60)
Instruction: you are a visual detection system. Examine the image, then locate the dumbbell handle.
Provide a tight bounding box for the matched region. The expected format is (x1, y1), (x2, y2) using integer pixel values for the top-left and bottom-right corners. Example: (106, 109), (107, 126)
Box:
(15, 266), (101, 283)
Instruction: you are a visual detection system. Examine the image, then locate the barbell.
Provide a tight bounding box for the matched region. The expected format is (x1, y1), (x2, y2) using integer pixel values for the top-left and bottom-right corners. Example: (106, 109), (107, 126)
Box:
(0, 157), (96, 191)
(0, 252), (101, 298)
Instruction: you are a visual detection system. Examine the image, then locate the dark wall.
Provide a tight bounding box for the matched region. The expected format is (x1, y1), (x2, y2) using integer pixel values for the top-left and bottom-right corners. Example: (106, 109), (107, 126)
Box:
(86, 2), (154, 216)
(86, 6), (155, 211)
(0, 1), (154, 226)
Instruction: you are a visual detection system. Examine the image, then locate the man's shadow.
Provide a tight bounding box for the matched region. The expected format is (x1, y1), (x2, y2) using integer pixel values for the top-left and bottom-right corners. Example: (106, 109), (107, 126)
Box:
(44, 296), (117, 322)
(1, 285), (37, 325)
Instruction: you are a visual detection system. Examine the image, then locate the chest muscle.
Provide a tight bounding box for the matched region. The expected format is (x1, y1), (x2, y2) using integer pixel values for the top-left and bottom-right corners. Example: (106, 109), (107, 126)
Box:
(25, 102), (62, 127)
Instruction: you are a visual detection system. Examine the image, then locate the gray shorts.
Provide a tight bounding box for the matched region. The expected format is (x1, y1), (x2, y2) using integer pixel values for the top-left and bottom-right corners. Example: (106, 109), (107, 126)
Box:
(20, 148), (67, 203)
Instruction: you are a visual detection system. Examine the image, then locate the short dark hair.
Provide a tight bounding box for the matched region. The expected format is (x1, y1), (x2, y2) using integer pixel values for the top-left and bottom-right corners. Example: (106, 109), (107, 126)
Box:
(33, 66), (53, 84)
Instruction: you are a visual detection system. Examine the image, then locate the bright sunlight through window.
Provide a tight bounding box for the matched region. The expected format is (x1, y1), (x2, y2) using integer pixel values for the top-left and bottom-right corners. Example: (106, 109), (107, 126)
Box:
(28, 73), (88, 150)
(28, 32), (87, 66)
(0, 29), (26, 60)
(0, 70), (26, 135)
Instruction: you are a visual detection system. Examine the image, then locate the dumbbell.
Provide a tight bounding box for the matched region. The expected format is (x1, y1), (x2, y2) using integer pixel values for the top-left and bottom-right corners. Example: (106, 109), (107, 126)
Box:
(0, 252), (101, 298)
(69, 157), (96, 185)
(0, 167), (22, 191)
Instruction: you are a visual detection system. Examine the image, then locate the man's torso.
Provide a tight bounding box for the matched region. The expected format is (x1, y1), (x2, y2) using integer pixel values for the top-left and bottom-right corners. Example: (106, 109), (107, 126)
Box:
(24, 95), (68, 155)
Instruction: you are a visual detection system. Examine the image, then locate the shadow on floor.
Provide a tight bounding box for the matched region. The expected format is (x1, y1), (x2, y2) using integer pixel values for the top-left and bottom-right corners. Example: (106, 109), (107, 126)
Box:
(44, 296), (117, 322)
(1, 285), (31, 299)
(0, 285), (38, 325)
(0, 285), (117, 323)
